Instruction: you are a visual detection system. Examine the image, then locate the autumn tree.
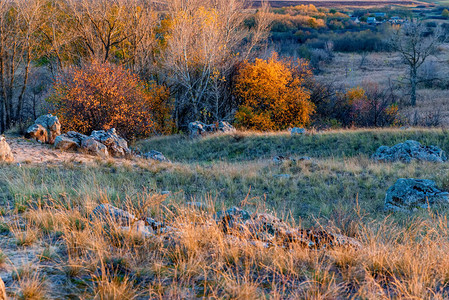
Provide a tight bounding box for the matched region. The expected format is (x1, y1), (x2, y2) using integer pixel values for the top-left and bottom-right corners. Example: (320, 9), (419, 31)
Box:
(346, 84), (400, 127)
(50, 61), (173, 140)
(233, 54), (314, 131)
(161, 0), (271, 127)
(390, 20), (442, 106)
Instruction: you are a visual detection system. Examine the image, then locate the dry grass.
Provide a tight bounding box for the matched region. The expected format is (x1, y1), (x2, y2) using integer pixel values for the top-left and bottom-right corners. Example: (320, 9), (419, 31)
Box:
(1, 129), (449, 297)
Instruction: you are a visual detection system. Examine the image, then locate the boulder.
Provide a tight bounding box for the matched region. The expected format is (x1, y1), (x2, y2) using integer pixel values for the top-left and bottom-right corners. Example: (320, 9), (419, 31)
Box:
(0, 137), (13, 162)
(0, 276), (6, 300)
(81, 137), (109, 158)
(26, 114), (61, 144)
(290, 127), (306, 135)
(91, 203), (138, 226)
(372, 140), (447, 163)
(214, 207), (251, 233)
(188, 121), (235, 137)
(54, 131), (88, 151)
(90, 128), (130, 158)
(143, 150), (170, 163)
(384, 178), (449, 212)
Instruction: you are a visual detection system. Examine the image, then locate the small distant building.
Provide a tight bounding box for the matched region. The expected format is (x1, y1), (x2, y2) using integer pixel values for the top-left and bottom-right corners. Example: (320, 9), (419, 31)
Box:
(367, 17), (377, 24)
(389, 16), (404, 24)
(350, 16), (360, 23)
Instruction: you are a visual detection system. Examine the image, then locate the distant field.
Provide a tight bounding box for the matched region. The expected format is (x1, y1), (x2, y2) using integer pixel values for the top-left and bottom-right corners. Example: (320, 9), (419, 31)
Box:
(251, 0), (430, 7)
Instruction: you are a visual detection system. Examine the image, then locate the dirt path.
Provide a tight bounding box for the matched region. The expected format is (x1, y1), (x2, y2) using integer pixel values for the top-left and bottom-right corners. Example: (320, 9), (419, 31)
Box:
(6, 137), (98, 165)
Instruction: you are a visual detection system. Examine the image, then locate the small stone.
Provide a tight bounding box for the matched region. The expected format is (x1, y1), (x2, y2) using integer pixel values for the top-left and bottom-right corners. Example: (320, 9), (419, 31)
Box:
(143, 150), (170, 163)
(274, 174), (291, 179)
(290, 127), (306, 135)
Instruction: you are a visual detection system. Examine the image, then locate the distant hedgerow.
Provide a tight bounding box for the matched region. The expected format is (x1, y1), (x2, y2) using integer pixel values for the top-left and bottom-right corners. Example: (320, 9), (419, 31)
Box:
(49, 61), (173, 140)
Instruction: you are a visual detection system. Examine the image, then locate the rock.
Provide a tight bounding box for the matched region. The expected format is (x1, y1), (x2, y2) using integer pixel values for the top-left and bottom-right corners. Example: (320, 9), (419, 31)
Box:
(298, 156), (312, 161)
(217, 121), (235, 133)
(0, 277), (6, 300)
(54, 131), (88, 151)
(372, 140), (447, 163)
(91, 203), (138, 226)
(290, 127), (306, 135)
(54, 135), (79, 151)
(288, 229), (361, 249)
(26, 114), (61, 144)
(0, 137), (14, 162)
(384, 178), (449, 212)
(215, 209), (361, 249)
(214, 207), (251, 233)
(188, 121), (235, 137)
(81, 137), (109, 158)
(274, 174), (291, 179)
(90, 128), (130, 158)
(143, 150), (170, 163)
(273, 155), (289, 164)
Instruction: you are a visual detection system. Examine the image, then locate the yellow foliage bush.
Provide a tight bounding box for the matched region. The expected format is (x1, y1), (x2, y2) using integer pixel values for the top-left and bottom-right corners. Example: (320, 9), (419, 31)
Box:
(234, 54), (314, 131)
(49, 61), (173, 140)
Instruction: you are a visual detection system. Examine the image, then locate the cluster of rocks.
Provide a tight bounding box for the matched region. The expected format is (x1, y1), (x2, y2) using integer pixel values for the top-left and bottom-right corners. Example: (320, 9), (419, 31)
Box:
(188, 121), (235, 137)
(91, 203), (361, 250)
(22, 114), (171, 163)
(214, 206), (361, 249)
(55, 128), (130, 158)
(372, 140), (447, 163)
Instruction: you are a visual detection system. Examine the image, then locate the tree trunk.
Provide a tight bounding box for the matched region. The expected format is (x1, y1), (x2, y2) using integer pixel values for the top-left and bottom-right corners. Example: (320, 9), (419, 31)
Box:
(410, 67), (417, 106)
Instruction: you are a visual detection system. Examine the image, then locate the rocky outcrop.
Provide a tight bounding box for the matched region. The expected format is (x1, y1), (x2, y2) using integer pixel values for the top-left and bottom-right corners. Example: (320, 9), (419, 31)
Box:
(26, 114), (61, 144)
(214, 207), (361, 249)
(384, 178), (449, 212)
(0, 137), (13, 162)
(373, 140), (447, 163)
(90, 128), (130, 158)
(143, 150), (170, 163)
(55, 129), (127, 158)
(81, 137), (108, 158)
(188, 121), (235, 137)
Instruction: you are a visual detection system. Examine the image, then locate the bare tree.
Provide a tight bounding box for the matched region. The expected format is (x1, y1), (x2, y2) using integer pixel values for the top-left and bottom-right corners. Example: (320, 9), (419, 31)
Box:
(390, 21), (442, 106)
(161, 0), (271, 126)
(0, 0), (46, 131)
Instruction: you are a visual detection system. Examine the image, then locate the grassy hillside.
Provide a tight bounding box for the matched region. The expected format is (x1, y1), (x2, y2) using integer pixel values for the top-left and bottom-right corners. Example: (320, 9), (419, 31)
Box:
(2, 128), (449, 298)
(137, 128), (449, 162)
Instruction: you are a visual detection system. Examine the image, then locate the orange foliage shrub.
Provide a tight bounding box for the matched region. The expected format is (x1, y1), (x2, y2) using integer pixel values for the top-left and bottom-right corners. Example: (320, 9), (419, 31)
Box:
(50, 61), (173, 140)
(234, 54), (314, 131)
